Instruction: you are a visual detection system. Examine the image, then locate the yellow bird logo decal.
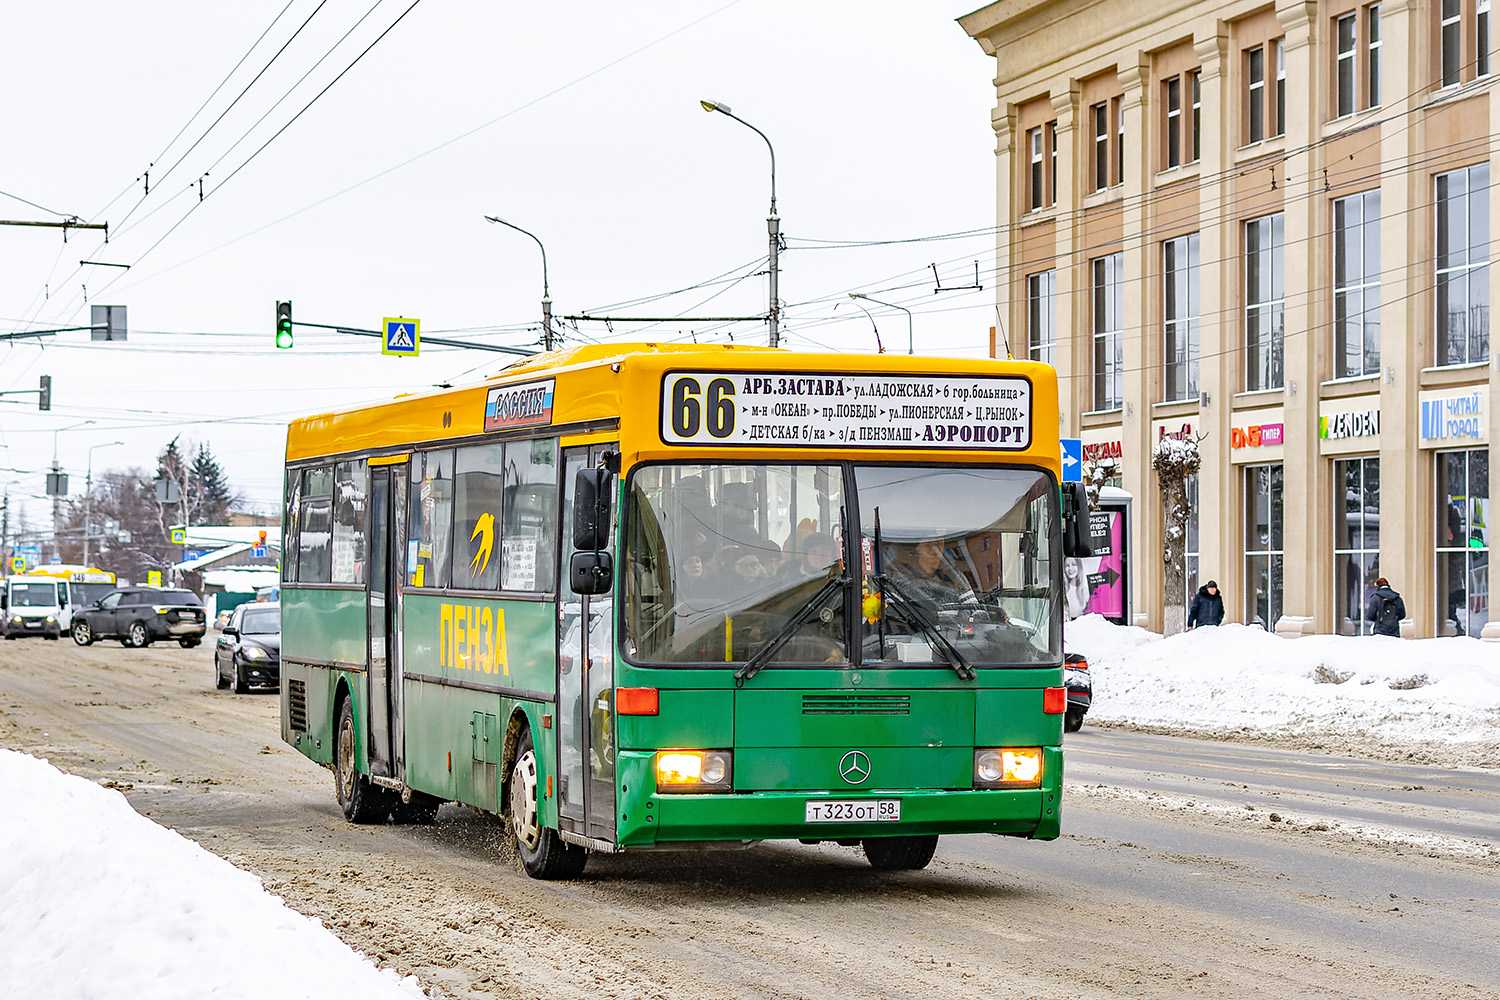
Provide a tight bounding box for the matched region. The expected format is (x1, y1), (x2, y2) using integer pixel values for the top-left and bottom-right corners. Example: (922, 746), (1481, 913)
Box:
(470, 512), (496, 578)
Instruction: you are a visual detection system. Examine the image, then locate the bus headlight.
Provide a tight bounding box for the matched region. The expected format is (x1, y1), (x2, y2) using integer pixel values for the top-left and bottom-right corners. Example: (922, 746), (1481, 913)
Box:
(974, 748), (1042, 788)
(655, 750), (733, 792)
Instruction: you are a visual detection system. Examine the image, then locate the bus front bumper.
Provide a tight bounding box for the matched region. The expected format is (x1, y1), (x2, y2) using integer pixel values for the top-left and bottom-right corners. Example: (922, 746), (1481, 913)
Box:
(614, 748), (1061, 847)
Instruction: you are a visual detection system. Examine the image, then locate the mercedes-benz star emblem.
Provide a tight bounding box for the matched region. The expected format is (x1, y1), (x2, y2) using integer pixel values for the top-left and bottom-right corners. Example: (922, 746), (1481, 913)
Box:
(838, 750), (871, 785)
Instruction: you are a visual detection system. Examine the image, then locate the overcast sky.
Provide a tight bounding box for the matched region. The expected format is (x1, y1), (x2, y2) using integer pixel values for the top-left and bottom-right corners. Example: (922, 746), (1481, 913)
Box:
(0, 1), (998, 537)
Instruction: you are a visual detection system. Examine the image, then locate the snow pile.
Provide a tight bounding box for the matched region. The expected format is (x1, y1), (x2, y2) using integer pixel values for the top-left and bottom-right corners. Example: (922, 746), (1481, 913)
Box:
(1066, 615), (1500, 758)
(0, 750), (427, 1000)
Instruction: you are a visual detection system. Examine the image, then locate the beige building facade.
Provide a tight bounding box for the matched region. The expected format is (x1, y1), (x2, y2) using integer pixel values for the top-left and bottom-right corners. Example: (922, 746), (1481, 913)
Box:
(961, 0), (1497, 639)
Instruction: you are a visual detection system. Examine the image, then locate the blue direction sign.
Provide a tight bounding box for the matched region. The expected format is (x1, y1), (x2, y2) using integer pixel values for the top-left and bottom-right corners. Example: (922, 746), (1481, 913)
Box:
(1061, 438), (1083, 482)
(382, 317), (420, 356)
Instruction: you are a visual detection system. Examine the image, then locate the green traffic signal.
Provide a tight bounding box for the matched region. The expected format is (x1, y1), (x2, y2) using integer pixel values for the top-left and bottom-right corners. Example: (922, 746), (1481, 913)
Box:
(276, 300), (293, 349)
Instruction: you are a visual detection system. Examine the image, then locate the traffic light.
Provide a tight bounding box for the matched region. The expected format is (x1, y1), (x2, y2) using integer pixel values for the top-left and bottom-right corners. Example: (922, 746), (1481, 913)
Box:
(258, 530), (267, 546)
(275, 300), (293, 349)
(38, 375), (51, 411)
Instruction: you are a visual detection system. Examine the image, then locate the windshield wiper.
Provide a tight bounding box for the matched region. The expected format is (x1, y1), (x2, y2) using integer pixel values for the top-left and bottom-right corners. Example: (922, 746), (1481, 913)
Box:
(874, 574), (976, 681)
(734, 575), (848, 685)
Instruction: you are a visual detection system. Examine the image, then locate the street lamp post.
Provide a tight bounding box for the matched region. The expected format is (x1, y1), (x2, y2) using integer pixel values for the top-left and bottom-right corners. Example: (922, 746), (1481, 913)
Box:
(484, 216), (553, 351)
(82, 441), (123, 567)
(700, 100), (780, 348)
(848, 293), (914, 355)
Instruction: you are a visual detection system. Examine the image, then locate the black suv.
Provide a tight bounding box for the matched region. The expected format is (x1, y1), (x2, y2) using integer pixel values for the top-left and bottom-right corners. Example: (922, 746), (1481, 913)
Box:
(72, 587), (208, 649)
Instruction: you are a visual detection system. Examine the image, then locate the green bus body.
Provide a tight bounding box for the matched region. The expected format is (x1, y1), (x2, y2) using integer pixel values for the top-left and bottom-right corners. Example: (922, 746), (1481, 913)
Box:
(281, 347), (1072, 875)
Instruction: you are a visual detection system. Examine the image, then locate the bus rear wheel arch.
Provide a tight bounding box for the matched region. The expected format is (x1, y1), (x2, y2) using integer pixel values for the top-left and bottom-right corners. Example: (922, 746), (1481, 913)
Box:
(506, 727), (586, 880)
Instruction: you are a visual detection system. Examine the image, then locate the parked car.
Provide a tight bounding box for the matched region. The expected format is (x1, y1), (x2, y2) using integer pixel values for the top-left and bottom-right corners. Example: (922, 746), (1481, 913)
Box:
(1063, 652), (1092, 732)
(71, 587), (207, 649)
(215, 602), (280, 693)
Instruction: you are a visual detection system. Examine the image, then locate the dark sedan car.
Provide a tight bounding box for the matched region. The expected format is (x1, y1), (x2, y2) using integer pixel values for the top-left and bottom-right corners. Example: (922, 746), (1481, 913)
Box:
(72, 587), (207, 649)
(215, 602), (280, 693)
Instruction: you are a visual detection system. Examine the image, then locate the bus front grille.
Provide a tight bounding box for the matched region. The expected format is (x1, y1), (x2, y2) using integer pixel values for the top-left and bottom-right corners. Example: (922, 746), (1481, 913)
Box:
(802, 693), (911, 716)
(288, 679), (308, 732)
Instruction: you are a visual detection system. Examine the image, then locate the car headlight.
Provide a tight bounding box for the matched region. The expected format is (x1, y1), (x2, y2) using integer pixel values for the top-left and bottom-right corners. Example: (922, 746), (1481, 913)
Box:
(974, 747), (1043, 789)
(655, 750), (733, 792)
(242, 646), (270, 661)
(9, 616), (20, 625)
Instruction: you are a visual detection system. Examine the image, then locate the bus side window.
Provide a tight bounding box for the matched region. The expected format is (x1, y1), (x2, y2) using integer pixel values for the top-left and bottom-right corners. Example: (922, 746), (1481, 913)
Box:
(503, 438), (558, 592)
(283, 468), (302, 584)
(332, 460), (367, 585)
(298, 466), (334, 584)
(407, 449), (454, 589)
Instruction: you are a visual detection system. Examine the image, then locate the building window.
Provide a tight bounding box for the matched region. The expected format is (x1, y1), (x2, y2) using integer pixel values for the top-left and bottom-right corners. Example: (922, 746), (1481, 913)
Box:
(1161, 70), (1202, 171)
(1334, 457), (1381, 635)
(1274, 38), (1286, 136)
(1334, 190), (1382, 377)
(1336, 14), (1357, 117)
(1191, 70), (1202, 161)
(1091, 252), (1124, 410)
(1115, 96), (1125, 184)
(1027, 270), (1057, 365)
(1165, 77), (1182, 168)
(1163, 233), (1200, 400)
(1480, 0), (1491, 76)
(1247, 46), (1265, 143)
(1028, 126), (1045, 210)
(1092, 102), (1110, 191)
(1368, 5), (1382, 106)
(1437, 448), (1490, 637)
(1442, 0), (1463, 86)
(1435, 163), (1490, 366)
(1245, 213), (1285, 390)
(1245, 463), (1284, 628)
(1048, 122), (1058, 202)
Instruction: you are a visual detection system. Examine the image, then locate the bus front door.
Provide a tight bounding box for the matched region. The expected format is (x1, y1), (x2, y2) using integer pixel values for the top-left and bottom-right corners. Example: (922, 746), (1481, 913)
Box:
(366, 465), (407, 779)
(558, 445), (617, 845)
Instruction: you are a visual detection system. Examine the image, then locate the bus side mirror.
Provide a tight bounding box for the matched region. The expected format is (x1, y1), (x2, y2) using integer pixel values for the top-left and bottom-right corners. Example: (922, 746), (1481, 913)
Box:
(1062, 482), (1093, 558)
(572, 468), (614, 551)
(569, 551), (614, 595)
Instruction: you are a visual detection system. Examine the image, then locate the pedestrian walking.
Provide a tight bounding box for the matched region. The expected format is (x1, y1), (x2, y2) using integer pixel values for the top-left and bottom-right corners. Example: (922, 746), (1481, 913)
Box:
(1187, 581), (1224, 629)
(1365, 577), (1406, 637)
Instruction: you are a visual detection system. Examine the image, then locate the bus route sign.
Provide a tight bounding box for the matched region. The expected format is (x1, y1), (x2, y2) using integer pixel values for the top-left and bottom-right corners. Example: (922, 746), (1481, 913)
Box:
(659, 371), (1032, 450)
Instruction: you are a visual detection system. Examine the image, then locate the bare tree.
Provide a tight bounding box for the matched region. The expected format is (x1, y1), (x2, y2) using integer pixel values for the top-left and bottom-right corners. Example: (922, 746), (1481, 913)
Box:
(1152, 434), (1203, 636)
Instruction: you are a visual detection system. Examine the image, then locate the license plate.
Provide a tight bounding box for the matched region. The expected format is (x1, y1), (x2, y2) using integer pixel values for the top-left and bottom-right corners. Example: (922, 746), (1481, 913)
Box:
(804, 799), (901, 823)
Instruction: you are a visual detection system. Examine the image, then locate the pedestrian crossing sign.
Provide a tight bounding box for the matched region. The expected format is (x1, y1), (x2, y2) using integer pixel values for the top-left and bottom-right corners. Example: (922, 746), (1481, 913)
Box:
(382, 317), (420, 356)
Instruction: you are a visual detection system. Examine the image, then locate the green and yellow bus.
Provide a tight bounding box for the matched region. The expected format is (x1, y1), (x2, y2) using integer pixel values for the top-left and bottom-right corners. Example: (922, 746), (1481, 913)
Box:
(280, 343), (1087, 878)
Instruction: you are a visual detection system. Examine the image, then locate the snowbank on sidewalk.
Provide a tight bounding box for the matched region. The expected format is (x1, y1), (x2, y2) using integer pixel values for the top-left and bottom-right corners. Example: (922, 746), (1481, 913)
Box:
(0, 749), (427, 1000)
(1065, 616), (1500, 759)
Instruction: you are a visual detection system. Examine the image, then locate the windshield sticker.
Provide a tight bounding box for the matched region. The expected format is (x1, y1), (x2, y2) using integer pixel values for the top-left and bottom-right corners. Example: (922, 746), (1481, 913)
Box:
(484, 378), (555, 432)
(660, 372), (1031, 450)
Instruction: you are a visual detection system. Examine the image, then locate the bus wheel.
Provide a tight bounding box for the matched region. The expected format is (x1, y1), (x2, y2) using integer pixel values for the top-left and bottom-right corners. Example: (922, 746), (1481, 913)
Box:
(335, 697), (391, 824)
(862, 835), (939, 871)
(72, 622), (93, 646)
(507, 730), (586, 879)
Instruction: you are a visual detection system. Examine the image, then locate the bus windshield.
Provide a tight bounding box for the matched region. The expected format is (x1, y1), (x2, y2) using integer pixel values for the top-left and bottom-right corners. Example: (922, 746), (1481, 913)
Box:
(623, 462), (1059, 668)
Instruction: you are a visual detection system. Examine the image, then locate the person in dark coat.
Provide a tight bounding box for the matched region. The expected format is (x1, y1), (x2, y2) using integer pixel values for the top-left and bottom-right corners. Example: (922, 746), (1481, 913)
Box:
(1365, 577), (1406, 637)
(1187, 581), (1224, 629)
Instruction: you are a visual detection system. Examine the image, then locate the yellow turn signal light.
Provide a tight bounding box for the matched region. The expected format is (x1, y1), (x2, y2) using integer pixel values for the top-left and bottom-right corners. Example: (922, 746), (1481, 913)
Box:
(655, 750), (732, 792)
(974, 747), (1043, 788)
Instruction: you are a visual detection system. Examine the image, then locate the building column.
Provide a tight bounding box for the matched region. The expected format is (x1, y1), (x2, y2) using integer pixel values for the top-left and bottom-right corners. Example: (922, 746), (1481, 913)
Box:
(992, 103), (1019, 361)
(1118, 57), (1156, 628)
(1275, 1), (1324, 635)
(1051, 85), (1081, 435)
(1376, 0), (1428, 633)
(1193, 22), (1234, 620)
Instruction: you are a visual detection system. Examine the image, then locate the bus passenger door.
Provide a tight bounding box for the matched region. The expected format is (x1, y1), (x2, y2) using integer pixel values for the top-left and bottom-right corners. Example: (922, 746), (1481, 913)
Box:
(367, 465), (405, 778)
(558, 445), (618, 844)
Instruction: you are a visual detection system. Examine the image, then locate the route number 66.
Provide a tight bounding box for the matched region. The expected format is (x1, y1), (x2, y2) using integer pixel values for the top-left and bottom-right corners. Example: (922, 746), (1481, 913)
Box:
(669, 376), (737, 439)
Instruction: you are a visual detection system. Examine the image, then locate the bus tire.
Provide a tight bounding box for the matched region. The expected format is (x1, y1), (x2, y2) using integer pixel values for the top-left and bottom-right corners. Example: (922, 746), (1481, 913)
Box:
(862, 835), (939, 871)
(335, 697), (391, 824)
(507, 729), (586, 879)
(72, 622), (93, 646)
